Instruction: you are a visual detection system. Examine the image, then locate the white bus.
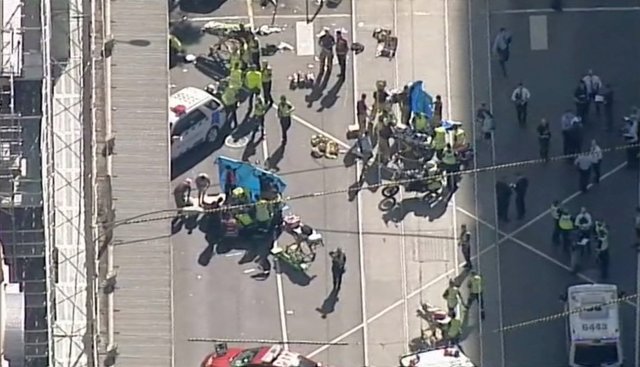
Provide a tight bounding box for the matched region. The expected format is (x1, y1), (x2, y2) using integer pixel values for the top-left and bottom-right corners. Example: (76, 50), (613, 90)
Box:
(169, 87), (225, 160)
(564, 283), (623, 367)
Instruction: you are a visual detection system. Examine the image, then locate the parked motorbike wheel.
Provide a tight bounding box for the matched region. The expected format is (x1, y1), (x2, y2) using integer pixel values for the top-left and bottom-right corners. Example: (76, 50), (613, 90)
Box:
(382, 185), (400, 198)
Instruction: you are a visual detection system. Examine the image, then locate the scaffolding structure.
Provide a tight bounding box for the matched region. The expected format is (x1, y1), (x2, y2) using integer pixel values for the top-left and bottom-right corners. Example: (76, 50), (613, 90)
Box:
(44, 0), (92, 363)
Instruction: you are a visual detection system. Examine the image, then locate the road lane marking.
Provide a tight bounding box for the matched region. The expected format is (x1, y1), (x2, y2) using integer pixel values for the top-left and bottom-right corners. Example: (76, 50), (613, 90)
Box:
(492, 6), (640, 15)
(484, 1), (506, 364)
(635, 168), (640, 367)
(351, 0), (369, 364)
(188, 13), (352, 23)
(391, 0), (410, 353)
(295, 21), (315, 56)
(529, 15), (548, 51)
(467, 0), (485, 362)
(247, 0), (290, 350)
(443, 0), (463, 342)
(456, 207), (637, 309)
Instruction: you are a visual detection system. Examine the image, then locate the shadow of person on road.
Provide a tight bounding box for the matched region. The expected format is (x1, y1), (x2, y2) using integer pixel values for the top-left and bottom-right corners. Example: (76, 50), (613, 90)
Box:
(316, 288), (340, 319)
(317, 77), (346, 112)
(305, 68), (332, 107)
(265, 144), (286, 172)
(197, 242), (215, 267)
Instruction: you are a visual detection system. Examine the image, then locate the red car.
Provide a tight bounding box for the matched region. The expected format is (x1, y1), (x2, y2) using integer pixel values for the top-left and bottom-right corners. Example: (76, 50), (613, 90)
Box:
(203, 344), (321, 367)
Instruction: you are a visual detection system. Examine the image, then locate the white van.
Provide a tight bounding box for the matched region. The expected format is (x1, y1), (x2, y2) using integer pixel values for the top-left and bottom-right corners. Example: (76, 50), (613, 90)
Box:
(564, 283), (623, 367)
(169, 87), (225, 160)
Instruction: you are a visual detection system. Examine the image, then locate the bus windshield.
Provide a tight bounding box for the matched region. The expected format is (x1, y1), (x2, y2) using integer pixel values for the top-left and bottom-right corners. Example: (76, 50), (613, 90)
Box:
(574, 343), (618, 366)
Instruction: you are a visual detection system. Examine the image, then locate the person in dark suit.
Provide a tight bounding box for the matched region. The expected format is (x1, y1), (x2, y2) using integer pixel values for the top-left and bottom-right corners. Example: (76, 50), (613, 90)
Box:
(330, 248), (346, 291)
(512, 173), (529, 220)
(495, 178), (512, 222)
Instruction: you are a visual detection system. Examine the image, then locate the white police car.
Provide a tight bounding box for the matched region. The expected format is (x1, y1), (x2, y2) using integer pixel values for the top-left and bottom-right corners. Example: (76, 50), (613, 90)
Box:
(169, 87), (225, 160)
(563, 283), (624, 367)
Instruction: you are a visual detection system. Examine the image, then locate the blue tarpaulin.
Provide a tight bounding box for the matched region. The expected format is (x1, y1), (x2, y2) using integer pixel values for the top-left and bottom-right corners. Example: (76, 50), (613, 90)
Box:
(217, 156), (287, 203)
(409, 81), (434, 119)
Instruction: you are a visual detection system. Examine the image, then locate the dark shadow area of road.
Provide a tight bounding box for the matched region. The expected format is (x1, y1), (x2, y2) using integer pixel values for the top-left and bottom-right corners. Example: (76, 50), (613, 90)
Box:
(277, 260), (316, 286)
(381, 194), (451, 223)
(197, 242), (216, 266)
(231, 116), (257, 141)
(171, 20), (204, 45)
(241, 138), (262, 162)
(316, 288), (339, 319)
(179, 0), (227, 14)
(317, 77), (346, 112)
(171, 126), (232, 179)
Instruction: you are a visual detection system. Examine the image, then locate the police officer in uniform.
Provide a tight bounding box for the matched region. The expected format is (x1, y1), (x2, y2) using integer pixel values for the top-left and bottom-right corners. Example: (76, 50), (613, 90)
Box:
(458, 224), (472, 269)
(595, 221), (609, 279)
(277, 95), (295, 144)
(440, 144), (459, 191)
(557, 210), (574, 251)
(446, 312), (463, 346)
(335, 30), (349, 78)
(495, 177), (512, 222)
(222, 87), (239, 129)
(432, 125), (447, 159)
(512, 173), (529, 220)
(443, 279), (465, 314)
(550, 200), (562, 245)
(261, 60), (273, 105)
(330, 248), (346, 291)
(251, 97), (267, 141)
(245, 64), (263, 109)
(537, 118), (551, 161)
(467, 271), (485, 319)
(247, 34), (261, 67)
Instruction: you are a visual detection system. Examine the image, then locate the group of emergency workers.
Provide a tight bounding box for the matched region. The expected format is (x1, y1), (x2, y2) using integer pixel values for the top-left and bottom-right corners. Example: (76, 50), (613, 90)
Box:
(358, 80), (471, 196)
(215, 25), (297, 144)
(172, 171), (283, 238)
(423, 271), (483, 347)
(550, 201), (610, 278)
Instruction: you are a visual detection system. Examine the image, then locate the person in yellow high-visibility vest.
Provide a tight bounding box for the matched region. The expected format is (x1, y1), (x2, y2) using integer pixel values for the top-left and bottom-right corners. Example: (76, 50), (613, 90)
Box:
(413, 112), (429, 133)
(277, 95), (295, 144)
(250, 97), (267, 141)
(245, 64), (263, 108)
(440, 144), (459, 191)
(261, 60), (273, 105)
(221, 87), (239, 129)
(432, 125), (447, 159)
(254, 199), (272, 226)
(228, 46), (242, 70)
(467, 271), (485, 319)
(240, 40), (252, 68)
(443, 279), (466, 314)
(446, 313), (463, 346)
(558, 210), (574, 250)
(452, 124), (467, 150)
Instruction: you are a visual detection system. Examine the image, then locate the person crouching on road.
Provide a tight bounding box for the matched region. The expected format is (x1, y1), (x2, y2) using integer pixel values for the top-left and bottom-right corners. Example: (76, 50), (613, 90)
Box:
(443, 279), (466, 315)
(445, 311), (463, 346)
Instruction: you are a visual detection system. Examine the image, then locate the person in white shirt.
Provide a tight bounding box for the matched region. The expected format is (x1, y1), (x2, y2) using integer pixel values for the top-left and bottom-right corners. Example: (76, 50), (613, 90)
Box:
(492, 28), (512, 78)
(511, 82), (531, 125)
(589, 139), (603, 183)
(574, 153), (592, 193)
(582, 69), (602, 115)
(574, 207), (593, 249)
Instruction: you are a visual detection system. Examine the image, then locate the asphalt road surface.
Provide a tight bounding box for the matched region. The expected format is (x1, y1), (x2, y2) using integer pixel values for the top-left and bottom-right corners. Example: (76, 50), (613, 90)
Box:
(168, 1), (639, 367)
